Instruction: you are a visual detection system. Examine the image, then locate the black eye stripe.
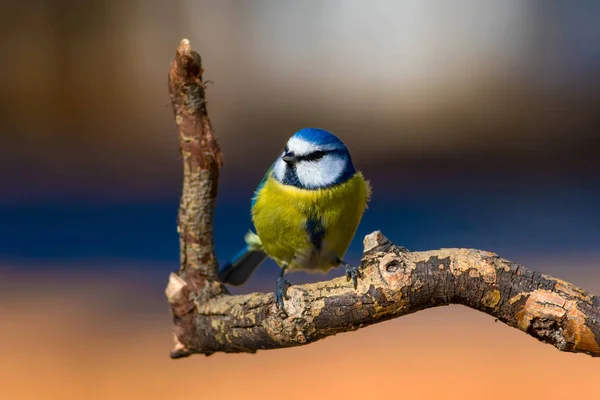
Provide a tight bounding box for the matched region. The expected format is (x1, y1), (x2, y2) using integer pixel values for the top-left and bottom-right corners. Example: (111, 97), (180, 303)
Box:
(298, 150), (326, 162)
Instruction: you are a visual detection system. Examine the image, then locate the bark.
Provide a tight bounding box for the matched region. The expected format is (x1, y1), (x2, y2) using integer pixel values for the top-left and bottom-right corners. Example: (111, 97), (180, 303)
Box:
(165, 39), (600, 359)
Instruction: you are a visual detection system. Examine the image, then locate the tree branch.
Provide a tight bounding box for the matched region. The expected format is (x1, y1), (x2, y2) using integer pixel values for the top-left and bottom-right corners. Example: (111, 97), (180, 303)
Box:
(165, 39), (600, 359)
(165, 39), (226, 357)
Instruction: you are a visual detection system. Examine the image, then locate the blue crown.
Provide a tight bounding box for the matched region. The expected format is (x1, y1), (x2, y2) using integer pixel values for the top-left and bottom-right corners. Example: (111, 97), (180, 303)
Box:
(292, 128), (346, 148)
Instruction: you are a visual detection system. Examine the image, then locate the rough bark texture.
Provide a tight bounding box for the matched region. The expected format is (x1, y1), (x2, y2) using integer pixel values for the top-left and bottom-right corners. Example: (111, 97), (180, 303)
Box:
(166, 39), (227, 357)
(165, 39), (600, 359)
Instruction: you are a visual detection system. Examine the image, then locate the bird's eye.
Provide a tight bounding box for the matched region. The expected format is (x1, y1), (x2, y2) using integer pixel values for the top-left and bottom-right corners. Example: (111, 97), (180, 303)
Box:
(307, 151), (325, 161)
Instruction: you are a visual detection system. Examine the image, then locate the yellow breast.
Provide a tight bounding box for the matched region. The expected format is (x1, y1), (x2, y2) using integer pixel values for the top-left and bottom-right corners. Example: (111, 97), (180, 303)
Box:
(251, 172), (371, 272)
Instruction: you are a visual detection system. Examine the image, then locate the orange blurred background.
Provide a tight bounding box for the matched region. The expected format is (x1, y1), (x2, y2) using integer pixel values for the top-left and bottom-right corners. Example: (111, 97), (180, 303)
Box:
(1, 1), (599, 399)
(2, 257), (600, 399)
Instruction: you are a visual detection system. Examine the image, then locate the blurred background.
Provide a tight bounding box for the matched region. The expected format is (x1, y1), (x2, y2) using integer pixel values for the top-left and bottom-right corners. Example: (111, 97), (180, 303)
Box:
(1, 1), (599, 399)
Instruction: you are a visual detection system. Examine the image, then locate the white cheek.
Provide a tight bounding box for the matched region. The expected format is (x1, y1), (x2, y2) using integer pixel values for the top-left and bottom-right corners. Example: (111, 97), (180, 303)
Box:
(295, 156), (345, 188)
(273, 157), (286, 181)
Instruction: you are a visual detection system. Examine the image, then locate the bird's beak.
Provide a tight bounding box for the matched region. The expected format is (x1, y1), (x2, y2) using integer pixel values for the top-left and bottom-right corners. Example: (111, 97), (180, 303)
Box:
(282, 152), (297, 164)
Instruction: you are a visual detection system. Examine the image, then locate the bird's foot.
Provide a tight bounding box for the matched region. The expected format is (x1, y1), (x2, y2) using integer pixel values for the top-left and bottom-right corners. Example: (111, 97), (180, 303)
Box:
(341, 261), (363, 289)
(275, 275), (292, 314)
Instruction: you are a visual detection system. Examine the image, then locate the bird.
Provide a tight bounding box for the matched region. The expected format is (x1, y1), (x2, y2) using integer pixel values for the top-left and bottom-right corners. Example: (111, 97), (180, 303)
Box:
(217, 127), (371, 312)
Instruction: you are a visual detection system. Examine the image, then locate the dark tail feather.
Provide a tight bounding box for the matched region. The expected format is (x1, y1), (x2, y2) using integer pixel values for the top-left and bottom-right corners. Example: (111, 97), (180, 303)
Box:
(218, 245), (268, 286)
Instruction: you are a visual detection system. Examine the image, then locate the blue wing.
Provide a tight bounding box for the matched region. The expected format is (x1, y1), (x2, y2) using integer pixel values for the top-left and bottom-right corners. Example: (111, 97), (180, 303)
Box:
(251, 162), (275, 208)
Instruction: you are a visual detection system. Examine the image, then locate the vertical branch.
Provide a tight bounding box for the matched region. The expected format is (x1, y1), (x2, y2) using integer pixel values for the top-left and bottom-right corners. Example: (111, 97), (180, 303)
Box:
(166, 39), (225, 358)
(168, 39), (223, 280)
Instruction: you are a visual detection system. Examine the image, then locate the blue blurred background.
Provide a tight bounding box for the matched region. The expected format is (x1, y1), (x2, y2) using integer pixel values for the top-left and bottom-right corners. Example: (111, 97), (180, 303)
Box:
(1, 1), (599, 399)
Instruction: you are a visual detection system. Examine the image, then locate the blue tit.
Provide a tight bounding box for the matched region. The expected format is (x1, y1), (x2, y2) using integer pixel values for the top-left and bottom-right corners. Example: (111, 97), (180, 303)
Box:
(218, 128), (371, 312)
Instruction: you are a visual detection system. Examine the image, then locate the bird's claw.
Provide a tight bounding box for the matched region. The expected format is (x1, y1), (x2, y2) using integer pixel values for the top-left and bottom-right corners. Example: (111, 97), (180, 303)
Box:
(342, 261), (363, 289)
(275, 276), (292, 314)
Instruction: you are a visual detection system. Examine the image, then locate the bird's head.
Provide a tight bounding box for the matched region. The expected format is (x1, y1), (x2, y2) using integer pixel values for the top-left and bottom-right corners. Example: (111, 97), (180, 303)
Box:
(272, 128), (356, 189)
